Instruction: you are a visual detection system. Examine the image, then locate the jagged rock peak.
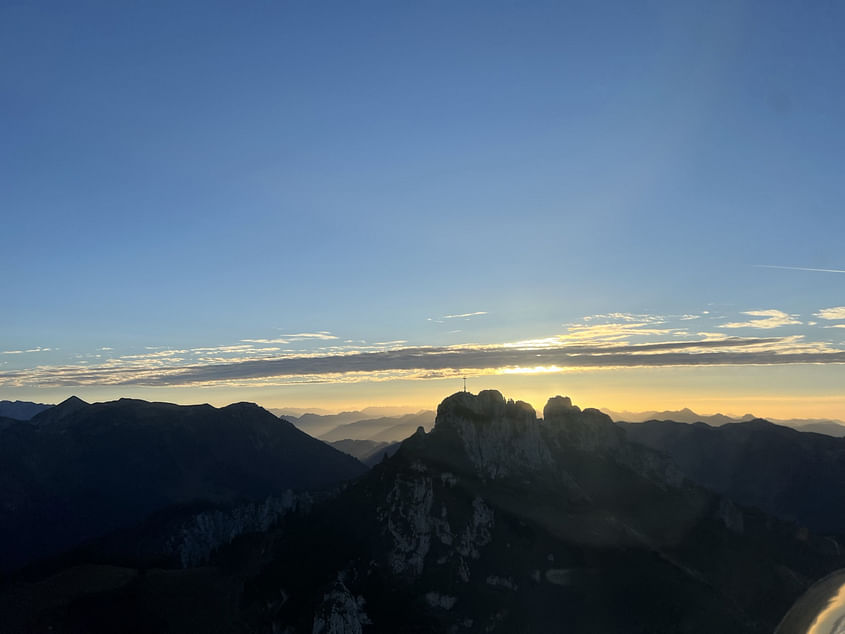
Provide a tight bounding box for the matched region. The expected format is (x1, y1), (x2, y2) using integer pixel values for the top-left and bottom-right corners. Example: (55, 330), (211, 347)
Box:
(433, 391), (547, 479)
(31, 395), (89, 425)
(311, 578), (371, 634)
(543, 396), (621, 450)
(543, 396), (615, 426)
(543, 395), (580, 418)
(436, 390), (536, 427)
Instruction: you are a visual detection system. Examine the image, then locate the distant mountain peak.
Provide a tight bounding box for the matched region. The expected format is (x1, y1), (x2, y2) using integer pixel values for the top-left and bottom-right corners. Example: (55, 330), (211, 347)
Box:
(604, 407), (761, 426)
(31, 395), (89, 425)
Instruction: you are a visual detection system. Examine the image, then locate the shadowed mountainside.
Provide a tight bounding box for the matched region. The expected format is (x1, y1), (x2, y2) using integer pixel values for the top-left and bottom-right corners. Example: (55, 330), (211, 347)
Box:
(329, 439), (401, 467)
(233, 391), (842, 633)
(618, 418), (845, 534)
(0, 397), (366, 573)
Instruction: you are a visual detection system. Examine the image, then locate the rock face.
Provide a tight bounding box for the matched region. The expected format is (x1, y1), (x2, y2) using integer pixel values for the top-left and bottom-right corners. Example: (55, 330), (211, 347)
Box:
(377, 456), (494, 586)
(543, 397), (624, 451)
(311, 579), (371, 634)
(381, 468), (436, 577)
(435, 390), (551, 479)
(169, 492), (303, 568)
(433, 390), (673, 489)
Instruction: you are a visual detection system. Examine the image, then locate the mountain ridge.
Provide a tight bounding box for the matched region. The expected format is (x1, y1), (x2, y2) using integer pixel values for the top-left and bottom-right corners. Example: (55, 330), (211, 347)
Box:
(319, 411), (436, 443)
(280, 407), (429, 439)
(0, 397), (366, 573)
(618, 417), (845, 534)
(604, 406), (845, 436)
(0, 399), (53, 421)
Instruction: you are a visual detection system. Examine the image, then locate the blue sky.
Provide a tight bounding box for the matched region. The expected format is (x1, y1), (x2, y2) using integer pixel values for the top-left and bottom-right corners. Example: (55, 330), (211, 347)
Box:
(3, 1), (845, 416)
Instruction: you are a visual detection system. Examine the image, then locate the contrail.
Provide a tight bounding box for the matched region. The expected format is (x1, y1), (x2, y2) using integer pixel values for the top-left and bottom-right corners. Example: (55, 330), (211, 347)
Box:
(754, 264), (845, 274)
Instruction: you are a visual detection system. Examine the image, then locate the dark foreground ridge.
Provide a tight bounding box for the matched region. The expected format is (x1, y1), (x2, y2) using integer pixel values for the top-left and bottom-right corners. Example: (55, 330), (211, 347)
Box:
(0, 396), (366, 573)
(1, 390), (843, 633)
(619, 417), (845, 533)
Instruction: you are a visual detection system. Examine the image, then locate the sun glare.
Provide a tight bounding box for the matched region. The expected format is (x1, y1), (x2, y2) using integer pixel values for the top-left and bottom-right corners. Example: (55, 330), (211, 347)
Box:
(497, 365), (566, 375)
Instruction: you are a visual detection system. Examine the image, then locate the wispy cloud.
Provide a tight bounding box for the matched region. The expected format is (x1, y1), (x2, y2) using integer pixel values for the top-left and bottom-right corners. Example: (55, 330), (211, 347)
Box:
(190, 345), (254, 353)
(557, 322), (681, 343)
(583, 312), (663, 323)
(719, 309), (801, 330)
(754, 264), (845, 274)
(530, 314), (685, 347)
(442, 311), (487, 319)
(121, 349), (188, 358)
(816, 306), (845, 321)
(241, 338), (290, 344)
(429, 311), (488, 323)
(1, 347), (52, 355)
(243, 332), (338, 343)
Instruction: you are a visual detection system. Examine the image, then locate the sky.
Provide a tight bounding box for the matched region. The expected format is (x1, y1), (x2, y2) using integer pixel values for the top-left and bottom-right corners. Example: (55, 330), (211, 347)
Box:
(2, 1), (845, 418)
